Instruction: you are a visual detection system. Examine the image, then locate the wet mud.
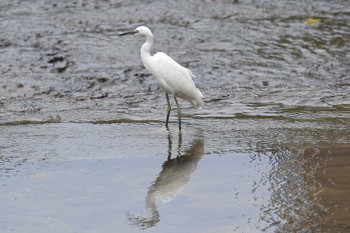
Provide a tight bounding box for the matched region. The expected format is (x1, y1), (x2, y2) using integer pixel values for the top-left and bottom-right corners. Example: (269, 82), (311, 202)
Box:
(1, 0), (350, 232)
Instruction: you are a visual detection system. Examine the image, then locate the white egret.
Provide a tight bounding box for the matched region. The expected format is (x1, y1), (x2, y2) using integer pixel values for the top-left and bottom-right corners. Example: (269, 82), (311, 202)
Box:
(120, 26), (204, 131)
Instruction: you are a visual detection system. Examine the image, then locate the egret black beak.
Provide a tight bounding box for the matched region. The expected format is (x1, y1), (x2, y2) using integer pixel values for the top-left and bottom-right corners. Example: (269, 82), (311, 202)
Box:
(119, 30), (137, 36)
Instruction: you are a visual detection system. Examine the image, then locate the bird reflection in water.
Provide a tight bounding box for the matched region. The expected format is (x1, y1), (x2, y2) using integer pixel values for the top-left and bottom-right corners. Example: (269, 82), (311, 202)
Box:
(127, 131), (204, 229)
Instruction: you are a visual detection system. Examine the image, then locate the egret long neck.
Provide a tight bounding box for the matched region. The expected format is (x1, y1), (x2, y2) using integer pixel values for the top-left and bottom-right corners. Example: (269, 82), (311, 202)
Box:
(141, 35), (154, 63)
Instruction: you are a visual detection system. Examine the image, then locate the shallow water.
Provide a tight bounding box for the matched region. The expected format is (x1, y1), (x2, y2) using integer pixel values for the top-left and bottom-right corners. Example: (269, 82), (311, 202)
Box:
(1, 0), (350, 232)
(1, 123), (349, 233)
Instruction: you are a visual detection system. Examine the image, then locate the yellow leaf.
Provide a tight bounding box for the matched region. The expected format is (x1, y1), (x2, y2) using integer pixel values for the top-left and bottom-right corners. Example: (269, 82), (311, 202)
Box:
(304, 18), (320, 24)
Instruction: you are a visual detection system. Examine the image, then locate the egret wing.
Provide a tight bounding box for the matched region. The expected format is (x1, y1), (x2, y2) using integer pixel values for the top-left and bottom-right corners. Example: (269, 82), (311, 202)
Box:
(151, 52), (203, 107)
(153, 52), (195, 83)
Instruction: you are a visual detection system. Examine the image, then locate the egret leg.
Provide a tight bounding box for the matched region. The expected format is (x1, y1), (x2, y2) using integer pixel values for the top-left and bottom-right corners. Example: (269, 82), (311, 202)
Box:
(167, 131), (172, 160)
(165, 93), (171, 129)
(177, 130), (182, 158)
(174, 97), (181, 131)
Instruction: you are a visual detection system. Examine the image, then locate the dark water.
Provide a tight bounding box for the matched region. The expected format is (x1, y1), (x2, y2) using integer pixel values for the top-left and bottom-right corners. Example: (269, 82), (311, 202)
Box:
(1, 0), (350, 232)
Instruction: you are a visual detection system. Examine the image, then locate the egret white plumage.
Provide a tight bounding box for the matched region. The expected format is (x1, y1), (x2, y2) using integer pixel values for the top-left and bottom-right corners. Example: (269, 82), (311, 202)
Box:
(120, 26), (204, 131)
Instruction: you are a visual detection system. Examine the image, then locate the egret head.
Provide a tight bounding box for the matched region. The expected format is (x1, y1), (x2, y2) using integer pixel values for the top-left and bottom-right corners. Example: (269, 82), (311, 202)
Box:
(119, 26), (154, 37)
(135, 26), (153, 37)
